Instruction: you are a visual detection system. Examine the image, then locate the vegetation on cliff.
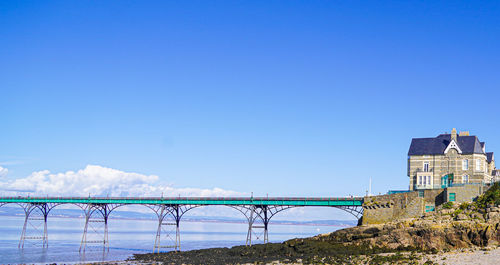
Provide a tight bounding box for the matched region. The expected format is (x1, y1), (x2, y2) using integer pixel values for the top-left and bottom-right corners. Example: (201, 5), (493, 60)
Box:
(476, 182), (500, 209)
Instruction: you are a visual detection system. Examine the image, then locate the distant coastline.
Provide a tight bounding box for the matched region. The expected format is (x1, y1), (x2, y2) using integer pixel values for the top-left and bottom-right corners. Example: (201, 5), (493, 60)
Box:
(0, 207), (357, 227)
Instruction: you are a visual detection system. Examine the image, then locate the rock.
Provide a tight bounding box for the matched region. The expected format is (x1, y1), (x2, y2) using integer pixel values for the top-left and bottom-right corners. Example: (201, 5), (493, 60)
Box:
(456, 214), (468, 221)
(471, 212), (484, 221)
(440, 209), (454, 215)
(489, 206), (499, 212)
(487, 212), (499, 221)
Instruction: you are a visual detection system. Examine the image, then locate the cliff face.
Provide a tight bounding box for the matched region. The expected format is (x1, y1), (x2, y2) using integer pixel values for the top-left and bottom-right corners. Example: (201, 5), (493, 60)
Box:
(312, 204), (500, 251)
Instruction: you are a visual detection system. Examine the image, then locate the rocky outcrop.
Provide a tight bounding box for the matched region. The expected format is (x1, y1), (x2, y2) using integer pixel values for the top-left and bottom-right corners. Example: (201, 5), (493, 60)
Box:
(311, 204), (500, 252)
(132, 184), (500, 264)
(132, 205), (499, 265)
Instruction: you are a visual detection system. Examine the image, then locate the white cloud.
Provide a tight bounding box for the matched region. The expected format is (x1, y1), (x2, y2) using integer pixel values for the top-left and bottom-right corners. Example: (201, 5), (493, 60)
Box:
(0, 165), (353, 220)
(0, 165), (241, 197)
(0, 166), (7, 177)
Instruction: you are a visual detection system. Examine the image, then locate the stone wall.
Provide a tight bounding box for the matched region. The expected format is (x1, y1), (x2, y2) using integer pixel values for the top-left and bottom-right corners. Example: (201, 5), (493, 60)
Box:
(445, 185), (483, 204)
(423, 188), (445, 205)
(362, 191), (423, 225)
(362, 184), (486, 225)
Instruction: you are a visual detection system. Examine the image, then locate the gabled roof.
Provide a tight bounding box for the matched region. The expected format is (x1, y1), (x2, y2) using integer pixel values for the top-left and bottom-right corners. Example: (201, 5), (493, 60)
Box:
(487, 152), (494, 163)
(408, 134), (485, 156)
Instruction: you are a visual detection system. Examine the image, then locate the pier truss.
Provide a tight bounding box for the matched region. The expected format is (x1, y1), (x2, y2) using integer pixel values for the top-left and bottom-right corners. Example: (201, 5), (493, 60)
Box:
(0, 196), (363, 252)
(18, 202), (59, 248)
(231, 205), (292, 246)
(79, 203), (122, 252)
(148, 204), (199, 252)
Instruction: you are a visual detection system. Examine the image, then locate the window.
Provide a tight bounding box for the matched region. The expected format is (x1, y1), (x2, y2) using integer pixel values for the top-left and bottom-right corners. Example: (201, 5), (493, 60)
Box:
(463, 159), (469, 170)
(462, 175), (469, 183)
(423, 162), (430, 172)
(427, 176), (431, 185)
(476, 159), (481, 171)
(418, 176), (423, 185)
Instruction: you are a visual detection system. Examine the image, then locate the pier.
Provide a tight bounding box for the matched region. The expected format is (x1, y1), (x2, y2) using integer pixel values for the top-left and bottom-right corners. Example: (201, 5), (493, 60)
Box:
(0, 196), (363, 252)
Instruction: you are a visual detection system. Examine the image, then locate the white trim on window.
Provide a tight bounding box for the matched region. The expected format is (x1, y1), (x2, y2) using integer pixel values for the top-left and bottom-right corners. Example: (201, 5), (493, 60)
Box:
(476, 159), (481, 171)
(463, 159), (469, 170)
(423, 161), (430, 172)
(462, 175), (469, 183)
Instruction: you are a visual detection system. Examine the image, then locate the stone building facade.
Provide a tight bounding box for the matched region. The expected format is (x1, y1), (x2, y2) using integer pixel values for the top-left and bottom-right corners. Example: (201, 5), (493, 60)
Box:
(407, 128), (496, 191)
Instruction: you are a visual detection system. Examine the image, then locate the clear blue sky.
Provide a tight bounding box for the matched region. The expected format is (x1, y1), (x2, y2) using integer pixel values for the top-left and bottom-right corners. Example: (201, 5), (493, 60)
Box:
(1, 1), (499, 197)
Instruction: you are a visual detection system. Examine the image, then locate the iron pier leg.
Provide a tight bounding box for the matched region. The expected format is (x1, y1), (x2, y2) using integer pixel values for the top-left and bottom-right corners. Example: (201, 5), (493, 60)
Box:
(79, 206), (92, 252)
(18, 204), (31, 249)
(19, 203), (51, 249)
(79, 204), (116, 252)
(246, 206), (272, 246)
(104, 213), (109, 251)
(151, 204), (194, 253)
(153, 205), (166, 253)
(153, 205), (180, 252)
(43, 204), (49, 248)
(175, 206), (181, 251)
(263, 207), (269, 244)
(233, 205), (292, 247)
(245, 206), (255, 246)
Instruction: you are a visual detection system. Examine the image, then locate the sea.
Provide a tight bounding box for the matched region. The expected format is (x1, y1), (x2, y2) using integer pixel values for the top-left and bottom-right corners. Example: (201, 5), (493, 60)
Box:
(0, 216), (346, 264)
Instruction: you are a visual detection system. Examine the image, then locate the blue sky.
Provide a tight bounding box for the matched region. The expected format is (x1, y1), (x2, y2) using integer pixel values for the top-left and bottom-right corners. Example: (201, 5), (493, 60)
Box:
(1, 1), (499, 198)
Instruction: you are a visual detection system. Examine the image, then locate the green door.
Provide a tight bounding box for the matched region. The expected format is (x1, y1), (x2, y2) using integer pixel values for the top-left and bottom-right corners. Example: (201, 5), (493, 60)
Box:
(441, 175), (448, 188)
(441, 174), (454, 188)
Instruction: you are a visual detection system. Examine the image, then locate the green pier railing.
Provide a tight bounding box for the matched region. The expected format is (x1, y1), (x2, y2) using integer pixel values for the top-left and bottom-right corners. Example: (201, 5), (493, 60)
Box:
(0, 196), (363, 206)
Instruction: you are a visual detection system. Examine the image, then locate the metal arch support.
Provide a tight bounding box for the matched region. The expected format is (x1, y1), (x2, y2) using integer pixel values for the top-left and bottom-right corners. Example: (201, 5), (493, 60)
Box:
(147, 204), (199, 253)
(18, 202), (59, 248)
(335, 205), (364, 220)
(229, 205), (295, 246)
(78, 203), (122, 252)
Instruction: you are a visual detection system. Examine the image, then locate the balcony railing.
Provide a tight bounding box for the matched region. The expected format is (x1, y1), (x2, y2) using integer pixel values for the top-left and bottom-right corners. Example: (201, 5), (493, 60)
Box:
(415, 182), (486, 190)
(414, 168), (434, 173)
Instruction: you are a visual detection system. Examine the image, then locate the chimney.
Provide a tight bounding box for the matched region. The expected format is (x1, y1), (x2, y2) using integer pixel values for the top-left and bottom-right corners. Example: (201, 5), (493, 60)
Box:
(459, 131), (470, 136)
(451, 128), (457, 141)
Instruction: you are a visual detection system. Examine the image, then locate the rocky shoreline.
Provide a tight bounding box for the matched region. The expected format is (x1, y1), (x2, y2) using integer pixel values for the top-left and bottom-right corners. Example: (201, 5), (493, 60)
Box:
(95, 184), (500, 264)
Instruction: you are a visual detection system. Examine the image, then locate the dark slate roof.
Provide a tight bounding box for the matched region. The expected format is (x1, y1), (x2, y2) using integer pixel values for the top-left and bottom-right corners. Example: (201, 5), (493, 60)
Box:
(487, 152), (494, 163)
(408, 134), (484, 156)
(493, 170), (500, 176)
(481, 142), (485, 148)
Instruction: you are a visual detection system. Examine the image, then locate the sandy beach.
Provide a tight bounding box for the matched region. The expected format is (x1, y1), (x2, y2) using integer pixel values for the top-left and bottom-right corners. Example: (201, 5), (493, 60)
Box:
(426, 247), (500, 265)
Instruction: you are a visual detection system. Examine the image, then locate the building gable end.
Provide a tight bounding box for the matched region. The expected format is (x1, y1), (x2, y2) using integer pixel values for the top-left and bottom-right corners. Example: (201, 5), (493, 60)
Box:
(444, 140), (462, 154)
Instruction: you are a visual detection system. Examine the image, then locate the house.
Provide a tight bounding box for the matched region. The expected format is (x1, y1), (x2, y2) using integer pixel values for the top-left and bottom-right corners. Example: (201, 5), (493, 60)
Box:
(407, 128), (496, 190)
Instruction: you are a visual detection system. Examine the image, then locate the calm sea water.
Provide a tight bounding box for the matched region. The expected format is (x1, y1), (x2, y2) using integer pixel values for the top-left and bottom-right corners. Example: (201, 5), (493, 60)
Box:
(0, 216), (342, 264)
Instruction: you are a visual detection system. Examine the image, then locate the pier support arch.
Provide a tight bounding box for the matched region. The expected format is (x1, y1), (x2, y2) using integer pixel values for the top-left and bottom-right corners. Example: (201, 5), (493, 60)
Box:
(18, 203), (59, 248)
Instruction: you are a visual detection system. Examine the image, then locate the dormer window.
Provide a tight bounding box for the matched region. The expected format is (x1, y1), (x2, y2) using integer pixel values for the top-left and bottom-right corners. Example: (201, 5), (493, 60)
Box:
(463, 159), (469, 170)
